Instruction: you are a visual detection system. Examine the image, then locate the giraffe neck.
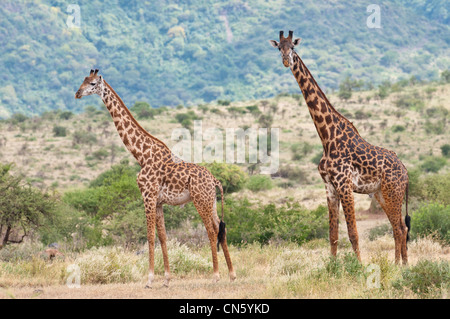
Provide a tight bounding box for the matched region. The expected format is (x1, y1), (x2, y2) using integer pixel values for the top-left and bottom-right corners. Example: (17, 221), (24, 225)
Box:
(101, 80), (170, 166)
(290, 52), (359, 147)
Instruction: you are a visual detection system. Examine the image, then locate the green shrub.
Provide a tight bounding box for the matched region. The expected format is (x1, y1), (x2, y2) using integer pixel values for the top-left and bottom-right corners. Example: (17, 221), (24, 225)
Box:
(424, 119), (446, 135)
(440, 144), (450, 157)
(91, 148), (109, 160)
(277, 165), (307, 181)
(246, 175), (273, 192)
(391, 125), (405, 133)
(217, 99), (230, 106)
(63, 188), (102, 216)
(311, 151), (323, 165)
(394, 95), (425, 110)
(59, 111), (74, 120)
(411, 203), (450, 244)
(225, 199), (328, 245)
(368, 223), (392, 241)
(420, 156), (447, 173)
(318, 253), (364, 279)
(89, 161), (139, 188)
(72, 130), (97, 146)
(409, 171), (450, 205)
(199, 162), (247, 194)
(291, 142), (313, 161)
(393, 259), (449, 298)
(52, 125), (67, 137)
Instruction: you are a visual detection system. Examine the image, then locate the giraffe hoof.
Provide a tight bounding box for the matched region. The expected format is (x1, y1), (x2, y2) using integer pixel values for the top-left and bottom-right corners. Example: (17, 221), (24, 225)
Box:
(144, 284), (152, 289)
(213, 273), (220, 283)
(230, 272), (237, 282)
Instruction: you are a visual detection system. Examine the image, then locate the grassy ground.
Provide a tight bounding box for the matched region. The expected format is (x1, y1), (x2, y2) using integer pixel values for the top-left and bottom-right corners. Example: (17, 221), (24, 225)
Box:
(1, 211), (449, 299)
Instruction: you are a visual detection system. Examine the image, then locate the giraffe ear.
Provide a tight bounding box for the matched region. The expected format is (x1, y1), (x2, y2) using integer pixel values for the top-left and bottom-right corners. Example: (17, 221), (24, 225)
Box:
(293, 38), (302, 46)
(269, 40), (279, 48)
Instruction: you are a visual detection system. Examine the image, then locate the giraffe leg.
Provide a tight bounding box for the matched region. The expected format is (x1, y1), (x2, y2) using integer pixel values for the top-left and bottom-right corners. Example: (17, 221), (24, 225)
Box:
(374, 190), (408, 265)
(338, 185), (361, 261)
(212, 207), (236, 281)
(325, 182), (340, 257)
(156, 205), (171, 287)
(143, 197), (157, 288)
(194, 201), (220, 282)
(318, 159), (340, 257)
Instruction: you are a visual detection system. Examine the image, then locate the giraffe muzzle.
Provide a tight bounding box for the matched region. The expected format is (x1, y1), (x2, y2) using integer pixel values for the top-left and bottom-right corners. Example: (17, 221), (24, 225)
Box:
(75, 90), (83, 99)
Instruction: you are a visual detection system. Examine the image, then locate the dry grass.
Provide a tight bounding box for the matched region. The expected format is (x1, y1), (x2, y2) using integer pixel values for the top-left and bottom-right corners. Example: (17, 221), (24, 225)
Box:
(1, 214), (448, 299)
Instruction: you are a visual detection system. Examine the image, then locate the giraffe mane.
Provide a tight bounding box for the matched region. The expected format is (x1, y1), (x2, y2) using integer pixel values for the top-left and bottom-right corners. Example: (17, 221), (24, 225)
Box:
(103, 80), (172, 151)
(295, 52), (360, 135)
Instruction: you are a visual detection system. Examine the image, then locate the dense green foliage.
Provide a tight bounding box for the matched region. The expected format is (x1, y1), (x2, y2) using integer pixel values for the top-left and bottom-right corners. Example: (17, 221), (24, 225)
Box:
(411, 203), (450, 244)
(393, 259), (450, 298)
(225, 199), (328, 245)
(0, 164), (56, 247)
(32, 160), (330, 248)
(199, 162), (248, 194)
(1, 0), (449, 117)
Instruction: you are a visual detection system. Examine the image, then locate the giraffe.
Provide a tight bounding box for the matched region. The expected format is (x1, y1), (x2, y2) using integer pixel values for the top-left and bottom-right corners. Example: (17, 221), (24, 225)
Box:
(75, 69), (236, 287)
(270, 31), (410, 264)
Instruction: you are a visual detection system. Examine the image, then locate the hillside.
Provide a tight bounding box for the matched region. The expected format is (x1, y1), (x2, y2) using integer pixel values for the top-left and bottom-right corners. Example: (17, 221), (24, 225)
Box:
(0, 0), (449, 117)
(1, 79), (449, 211)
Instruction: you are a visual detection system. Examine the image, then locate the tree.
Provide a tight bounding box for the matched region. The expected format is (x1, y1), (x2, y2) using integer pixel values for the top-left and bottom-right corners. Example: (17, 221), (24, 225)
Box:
(338, 76), (363, 101)
(199, 162), (248, 194)
(441, 70), (450, 83)
(0, 163), (56, 248)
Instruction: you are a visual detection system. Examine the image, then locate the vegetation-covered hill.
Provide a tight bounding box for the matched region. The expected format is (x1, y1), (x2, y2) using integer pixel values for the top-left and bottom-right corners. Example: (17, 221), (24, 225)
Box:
(0, 0), (449, 117)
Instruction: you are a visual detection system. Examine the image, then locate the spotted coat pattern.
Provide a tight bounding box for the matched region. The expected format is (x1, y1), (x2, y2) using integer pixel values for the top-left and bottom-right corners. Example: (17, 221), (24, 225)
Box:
(76, 70), (236, 287)
(271, 32), (409, 264)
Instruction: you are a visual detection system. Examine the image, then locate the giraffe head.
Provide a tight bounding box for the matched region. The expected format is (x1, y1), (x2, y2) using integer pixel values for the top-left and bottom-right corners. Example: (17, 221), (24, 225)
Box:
(269, 30), (301, 67)
(75, 69), (104, 99)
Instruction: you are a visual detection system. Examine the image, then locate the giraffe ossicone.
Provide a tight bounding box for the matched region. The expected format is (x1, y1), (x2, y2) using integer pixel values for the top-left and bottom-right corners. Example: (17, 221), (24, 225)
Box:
(75, 70), (236, 287)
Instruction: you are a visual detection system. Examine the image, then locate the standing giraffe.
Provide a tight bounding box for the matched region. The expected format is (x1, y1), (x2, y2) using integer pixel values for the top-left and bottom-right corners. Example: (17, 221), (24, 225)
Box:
(270, 31), (410, 264)
(75, 69), (236, 287)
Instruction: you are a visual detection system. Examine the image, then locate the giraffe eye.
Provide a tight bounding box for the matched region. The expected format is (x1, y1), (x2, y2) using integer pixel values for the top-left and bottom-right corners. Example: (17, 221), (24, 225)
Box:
(90, 82), (96, 86)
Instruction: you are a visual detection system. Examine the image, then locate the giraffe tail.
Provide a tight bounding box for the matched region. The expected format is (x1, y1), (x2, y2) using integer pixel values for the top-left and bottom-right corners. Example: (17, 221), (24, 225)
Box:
(215, 178), (226, 251)
(405, 182), (411, 242)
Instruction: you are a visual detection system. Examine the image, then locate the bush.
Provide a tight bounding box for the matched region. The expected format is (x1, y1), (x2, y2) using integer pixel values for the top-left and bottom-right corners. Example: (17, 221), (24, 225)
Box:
(246, 175), (273, 192)
(320, 253), (364, 279)
(225, 199), (328, 245)
(394, 95), (425, 110)
(420, 156), (447, 173)
(75, 246), (145, 284)
(291, 142), (313, 161)
(52, 125), (67, 137)
(411, 203), (450, 244)
(409, 171), (450, 205)
(311, 151), (323, 165)
(440, 144), (450, 157)
(368, 223), (392, 241)
(92, 148), (109, 160)
(391, 125), (405, 133)
(199, 162), (247, 194)
(393, 260), (449, 298)
(72, 130), (97, 146)
(59, 111), (74, 120)
(276, 165), (307, 181)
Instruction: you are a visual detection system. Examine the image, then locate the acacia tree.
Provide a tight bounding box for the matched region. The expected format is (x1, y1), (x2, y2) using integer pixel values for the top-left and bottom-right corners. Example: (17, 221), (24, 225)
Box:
(0, 163), (56, 249)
